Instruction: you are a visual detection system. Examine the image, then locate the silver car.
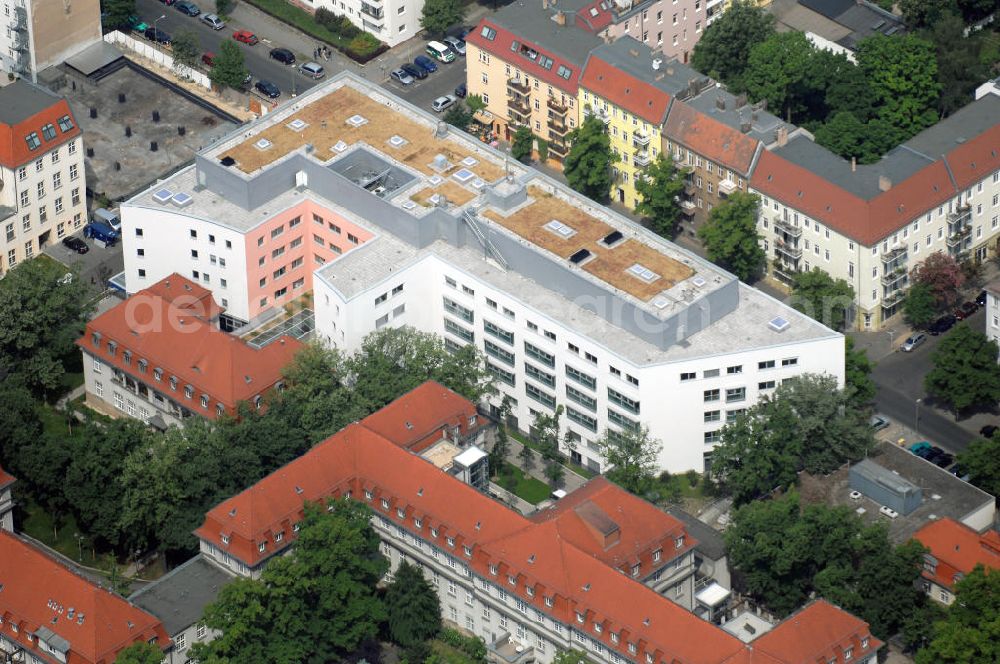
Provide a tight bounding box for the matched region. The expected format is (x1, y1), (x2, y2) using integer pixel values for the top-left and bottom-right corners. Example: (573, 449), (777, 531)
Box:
(431, 94), (457, 113)
(299, 61), (325, 79)
(390, 68), (414, 85)
(442, 35), (466, 56)
(201, 13), (225, 29)
(902, 333), (926, 352)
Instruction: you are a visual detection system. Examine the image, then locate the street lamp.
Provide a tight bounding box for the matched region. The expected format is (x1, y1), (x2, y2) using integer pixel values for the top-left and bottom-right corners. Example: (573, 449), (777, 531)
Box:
(915, 398), (922, 437)
(74, 532), (83, 561)
(153, 14), (166, 39)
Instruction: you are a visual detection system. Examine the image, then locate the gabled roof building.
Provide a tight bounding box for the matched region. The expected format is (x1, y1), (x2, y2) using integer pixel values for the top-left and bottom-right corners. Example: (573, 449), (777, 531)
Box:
(77, 274), (302, 428)
(0, 531), (168, 664)
(195, 382), (881, 664)
(914, 518), (1000, 605)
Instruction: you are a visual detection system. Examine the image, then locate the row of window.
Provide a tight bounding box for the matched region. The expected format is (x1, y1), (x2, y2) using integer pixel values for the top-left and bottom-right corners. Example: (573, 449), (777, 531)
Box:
(15, 139), (77, 181)
(680, 357), (797, 382)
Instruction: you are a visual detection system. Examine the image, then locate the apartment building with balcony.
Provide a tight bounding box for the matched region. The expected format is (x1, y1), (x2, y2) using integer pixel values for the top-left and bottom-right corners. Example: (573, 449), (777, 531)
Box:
(750, 93), (1000, 329)
(985, 279), (1000, 350)
(0, 0), (101, 79)
(0, 80), (87, 275)
(0, 465), (13, 533)
(303, 0), (417, 47)
(77, 274), (302, 428)
(914, 518), (1000, 606)
(465, 2), (600, 162)
(194, 383), (882, 664)
(0, 530), (169, 664)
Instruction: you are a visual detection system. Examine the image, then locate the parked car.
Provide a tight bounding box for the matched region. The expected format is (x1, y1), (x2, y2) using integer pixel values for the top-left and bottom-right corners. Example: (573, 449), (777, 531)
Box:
(426, 40), (456, 63)
(928, 314), (957, 335)
(951, 464), (971, 481)
(954, 301), (978, 320)
(255, 80), (281, 98)
(454, 82), (467, 98)
(909, 441), (932, 457)
(414, 55), (438, 73)
(270, 47), (295, 65)
(201, 51), (215, 66)
(977, 290), (988, 306)
(144, 27), (171, 44)
(201, 13), (225, 29)
(431, 94), (457, 113)
(233, 30), (258, 45)
(442, 35), (466, 56)
(400, 63), (427, 80)
(901, 333), (926, 352)
(84, 221), (119, 245)
(158, 0), (176, 5)
(175, 1), (200, 15)
(926, 446), (954, 468)
(61, 236), (89, 254)
(299, 61), (325, 79)
(980, 424), (999, 438)
(869, 413), (890, 431)
(390, 68), (414, 85)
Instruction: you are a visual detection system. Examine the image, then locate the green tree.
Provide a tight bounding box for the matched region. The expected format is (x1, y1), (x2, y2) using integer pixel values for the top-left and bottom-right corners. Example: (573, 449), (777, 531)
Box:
(171, 30), (200, 69)
(823, 59), (875, 122)
(910, 252), (965, 310)
(551, 650), (590, 664)
(420, 0), (465, 37)
(903, 281), (938, 329)
(101, 0), (136, 30)
(208, 40), (249, 90)
(690, 0), (775, 87)
(697, 192), (765, 282)
(956, 431), (1000, 497)
(813, 111), (869, 162)
(711, 374), (874, 504)
(216, 0), (234, 16)
(741, 32), (816, 122)
(511, 126), (534, 162)
(0, 259), (93, 396)
(114, 641), (164, 664)
(597, 426), (662, 497)
(916, 566), (1000, 664)
(634, 155), (688, 238)
(845, 337), (876, 409)
(926, 13), (991, 116)
(386, 561), (442, 647)
(190, 579), (277, 663)
(899, 0), (960, 29)
(856, 34), (940, 139)
(925, 323), (1000, 413)
(444, 106), (473, 131)
(466, 94), (486, 115)
(564, 116), (615, 202)
(789, 267), (855, 331)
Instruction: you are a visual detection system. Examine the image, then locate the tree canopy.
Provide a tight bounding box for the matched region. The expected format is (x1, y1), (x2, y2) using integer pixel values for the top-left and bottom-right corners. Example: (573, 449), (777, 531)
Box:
(844, 337), (876, 410)
(564, 116), (615, 202)
(511, 126), (534, 163)
(597, 426), (663, 498)
(904, 281), (938, 329)
(386, 561), (442, 648)
(790, 268), (855, 331)
(697, 192), (765, 282)
(420, 0), (465, 37)
(956, 431), (1000, 499)
(171, 30), (200, 69)
(690, 0), (775, 86)
(634, 155), (688, 238)
(916, 566), (1000, 664)
(710, 374), (874, 505)
(114, 642), (164, 664)
(727, 491), (928, 633)
(741, 32), (815, 123)
(208, 40), (249, 90)
(856, 33), (940, 138)
(924, 323), (1000, 413)
(910, 252), (965, 311)
(102, 0), (136, 30)
(191, 500), (387, 664)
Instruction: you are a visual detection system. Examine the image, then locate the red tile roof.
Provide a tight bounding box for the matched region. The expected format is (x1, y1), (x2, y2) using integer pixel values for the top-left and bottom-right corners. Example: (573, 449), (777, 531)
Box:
(0, 463), (14, 490)
(359, 381), (482, 453)
(664, 102), (761, 176)
(0, 531), (168, 664)
(196, 383), (880, 664)
(750, 599), (883, 664)
(466, 20), (583, 95)
(76, 274), (302, 418)
(574, 0), (614, 32)
(581, 56), (672, 126)
(914, 518), (1000, 591)
(0, 88), (80, 169)
(944, 123), (1000, 191)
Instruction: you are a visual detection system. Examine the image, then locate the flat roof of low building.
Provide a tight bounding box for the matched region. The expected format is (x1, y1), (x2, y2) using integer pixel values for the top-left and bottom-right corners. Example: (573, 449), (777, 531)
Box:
(129, 556), (234, 637)
(799, 441), (996, 544)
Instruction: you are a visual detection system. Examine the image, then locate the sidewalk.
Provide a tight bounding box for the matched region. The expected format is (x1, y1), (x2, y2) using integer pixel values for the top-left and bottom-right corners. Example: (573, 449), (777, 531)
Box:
(503, 437), (588, 493)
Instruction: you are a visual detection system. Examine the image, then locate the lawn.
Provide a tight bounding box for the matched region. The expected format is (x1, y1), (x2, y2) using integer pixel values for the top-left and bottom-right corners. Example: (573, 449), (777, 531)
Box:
(240, 0), (386, 60)
(430, 639), (481, 664)
(508, 429), (597, 479)
(496, 462), (551, 504)
(19, 497), (111, 569)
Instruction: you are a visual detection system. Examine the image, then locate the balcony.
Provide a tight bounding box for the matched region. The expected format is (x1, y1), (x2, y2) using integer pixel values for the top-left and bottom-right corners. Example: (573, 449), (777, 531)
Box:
(584, 105), (610, 124)
(946, 225), (971, 248)
(772, 259), (799, 284)
(881, 267), (907, 290)
(360, 2), (383, 18)
(774, 239), (802, 260)
(488, 634), (535, 664)
(681, 199), (696, 217)
(882, 289), (905, 309)
(684, 179), (697, 195)
(718, 178), (737, 196)
(774, 218), (802, 238)
(632, 131), (651, 147)
(507, 77), (530, 95)
(548, 117), (570, 138)
(546, 96), (568, 116)
(548, 140), (570, 159)
(880, 245), (908, 272)
(633, 149), (651, 167)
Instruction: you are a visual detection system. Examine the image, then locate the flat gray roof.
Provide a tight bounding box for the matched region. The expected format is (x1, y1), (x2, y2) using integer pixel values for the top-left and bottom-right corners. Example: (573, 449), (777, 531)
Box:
(0, 80), (65, 125)
(491, 0), (602, 65)
(665, 507), (726, 560)
(901, 94), (1000, 161)
(588, 38), (704, 98)
(799, 441), (995, 544)
(64, 41), (125, 77)
(684, 86), (787, 146)
(129, 556), (234, 637)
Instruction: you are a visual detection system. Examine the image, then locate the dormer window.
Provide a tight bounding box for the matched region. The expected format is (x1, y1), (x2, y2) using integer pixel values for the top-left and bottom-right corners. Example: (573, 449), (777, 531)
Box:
(380, 498), (390, 509)
(645, 654), (653, 664)
(446, 536), (455, 548)
(652, 549), (662, 562)
(293, 523), (300, 532)
(221, 534), (230, 545)
(431, 528), (439, 538)
(91, 332), (101, 347)
(844, 647), (853, 661)
(544, 596), (553, 607)
(526, 586), (534, 597)
(628, 643), (637, 655)
(575, 612), (585, 624)
(610, 632), (619, 644)
(258, 541), (266, 553)
(200, 394), (209, 408)
(415, 518), (423, 529)
(184, 385), (194, 399)
(169, 376), (178, 391)
(138, 359), (148, 373)
(254, 395), (263, 410)
(153, 368), (163, 381)
(463, 545), (473, 557)
(593, 623), (602, 633)
(275, 531), (283, 542)
(861, 638), (869, 649)
(490, 564), (498, 576)
(396, 508), (406, 519)
(107, 341), (117, 355)
(675, 535), (685, 549)
(365, 490), (373, 501)
(123, 350), (132, 365)
(216, 404), (225, 417)
(509, 575), (517, 586)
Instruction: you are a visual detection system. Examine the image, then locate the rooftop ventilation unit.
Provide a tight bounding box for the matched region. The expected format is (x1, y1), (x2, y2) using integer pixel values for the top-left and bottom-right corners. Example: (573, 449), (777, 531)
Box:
(849, 490), (862, 500)
(388, 135), (407, 148)
(401, 200), (416, 211)
(287, 118), (308, 132)
(220, 156), (236, 167)
(569, 248), (591, 264)
(462, 156), (479, 167)
(346, 114), (368, 127)
(428, 174), (444, 186)
(545, 219), (576, 238)
(692, 275), (707, 287)
(254, 138), (272, 151)
(453, 168), (476, 183)
(171, 192), (193, 208)
(768, 316), (790, 332)
(431, 154), (451, 172)
(333, 140), (348, 153)
(602, 230), (623, 245)
(651, 295), (670, 310)
(471, 178), (486, 189)
(152, 188), (174, 204)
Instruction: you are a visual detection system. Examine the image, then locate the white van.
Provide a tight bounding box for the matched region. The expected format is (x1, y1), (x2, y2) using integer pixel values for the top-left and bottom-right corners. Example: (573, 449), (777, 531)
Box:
(92, 207), (121, 232)
(426, 40), (456, 63)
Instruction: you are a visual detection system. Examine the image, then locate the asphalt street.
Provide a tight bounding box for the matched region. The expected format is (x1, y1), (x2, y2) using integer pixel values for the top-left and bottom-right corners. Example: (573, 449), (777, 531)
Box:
(871, 307), (992, 455)
(134, 0), (468, 111)
(43, 230), (124, 290)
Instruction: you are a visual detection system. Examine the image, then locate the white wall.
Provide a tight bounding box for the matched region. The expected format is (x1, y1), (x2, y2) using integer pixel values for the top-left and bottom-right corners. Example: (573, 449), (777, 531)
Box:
(303, 0), (424, 48)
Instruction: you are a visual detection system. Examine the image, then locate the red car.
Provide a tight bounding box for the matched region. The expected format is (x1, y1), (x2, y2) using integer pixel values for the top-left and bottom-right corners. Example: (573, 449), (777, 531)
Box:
(233, 30), (258, 45)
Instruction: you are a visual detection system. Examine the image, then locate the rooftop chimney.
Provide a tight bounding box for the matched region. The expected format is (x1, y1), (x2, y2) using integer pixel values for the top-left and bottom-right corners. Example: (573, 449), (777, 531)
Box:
(715, 95), (725, 111)
(775, 126), (788, 148)
(651, 58), (662, 70)
(542, 0), (549, 8)
(554, 10), (567, 25)
(851, 156), (857, 173)
(879, 175), (892, 191)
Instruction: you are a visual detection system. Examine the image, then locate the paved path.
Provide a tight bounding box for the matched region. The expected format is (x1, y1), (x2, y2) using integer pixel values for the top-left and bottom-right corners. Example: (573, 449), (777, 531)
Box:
(502, 437), (588, 493)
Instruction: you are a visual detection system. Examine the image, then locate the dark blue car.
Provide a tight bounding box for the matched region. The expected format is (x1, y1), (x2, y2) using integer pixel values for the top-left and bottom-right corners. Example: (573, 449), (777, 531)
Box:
(400, 63), (427, 80)
(414, 55), (438, 74)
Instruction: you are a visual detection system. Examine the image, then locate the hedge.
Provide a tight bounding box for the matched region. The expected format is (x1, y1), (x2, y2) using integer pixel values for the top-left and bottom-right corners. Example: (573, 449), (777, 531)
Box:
(240, 0), (387, 61)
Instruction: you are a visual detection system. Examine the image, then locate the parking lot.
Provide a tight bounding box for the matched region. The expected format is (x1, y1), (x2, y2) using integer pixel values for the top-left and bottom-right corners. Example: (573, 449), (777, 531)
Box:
(43, 231), (124, 289)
